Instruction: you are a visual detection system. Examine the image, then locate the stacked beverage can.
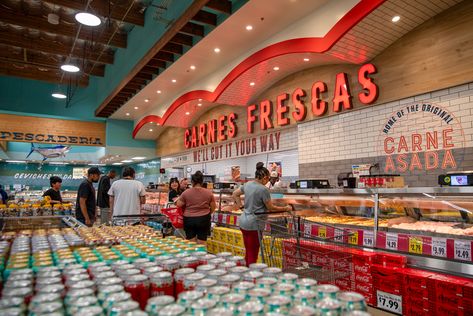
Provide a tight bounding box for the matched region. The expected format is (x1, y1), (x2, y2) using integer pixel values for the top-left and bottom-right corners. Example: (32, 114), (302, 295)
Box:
(145, 295), (175, 315)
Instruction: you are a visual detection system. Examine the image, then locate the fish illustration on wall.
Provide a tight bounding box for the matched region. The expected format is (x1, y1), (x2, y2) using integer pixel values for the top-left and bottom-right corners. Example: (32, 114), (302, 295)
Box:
(26, 143), (71, 162)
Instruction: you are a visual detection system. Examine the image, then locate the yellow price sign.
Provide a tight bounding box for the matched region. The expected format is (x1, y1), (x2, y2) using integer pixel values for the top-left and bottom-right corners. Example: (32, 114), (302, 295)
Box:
(409, 237), (423, 254)
(318, 227), (327, 238)
(348, 231), (359, 245)
(230, 216), (236, 225)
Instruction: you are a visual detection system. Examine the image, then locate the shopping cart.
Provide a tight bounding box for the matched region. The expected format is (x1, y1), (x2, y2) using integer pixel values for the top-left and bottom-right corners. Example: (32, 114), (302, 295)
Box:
(256, 211), (355, 284)
(0, 215), (84, 233)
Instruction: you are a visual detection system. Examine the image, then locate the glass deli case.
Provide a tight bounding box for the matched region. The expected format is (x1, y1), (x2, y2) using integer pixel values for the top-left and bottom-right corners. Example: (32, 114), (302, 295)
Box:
(212, 187), (473, 277)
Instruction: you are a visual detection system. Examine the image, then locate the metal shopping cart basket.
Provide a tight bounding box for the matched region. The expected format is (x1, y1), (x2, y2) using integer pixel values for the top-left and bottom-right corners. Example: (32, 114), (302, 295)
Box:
(256, 211), (355, 284)
(0, 215), (84, 233)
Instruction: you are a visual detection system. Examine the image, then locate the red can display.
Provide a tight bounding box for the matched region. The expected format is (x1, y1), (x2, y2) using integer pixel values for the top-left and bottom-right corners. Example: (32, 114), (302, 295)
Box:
(124, 274), (150, 310)
(150, 271), (174, 297)
(174, 268), (195, 296)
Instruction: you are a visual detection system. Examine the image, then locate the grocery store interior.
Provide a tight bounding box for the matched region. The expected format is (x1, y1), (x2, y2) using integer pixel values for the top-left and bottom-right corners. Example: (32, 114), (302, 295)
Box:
(0, 0), (473, 315)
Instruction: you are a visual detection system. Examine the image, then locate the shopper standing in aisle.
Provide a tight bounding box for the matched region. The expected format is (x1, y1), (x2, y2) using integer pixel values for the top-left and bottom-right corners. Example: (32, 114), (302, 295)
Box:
(176, 171), (216, 244)
(97, 169), (117, 223)
(108, 167), (146, 218)
(76, 167), (101, 227)
(179, 178), (189, 192)
(0, 185), (8, 205)
(232, 162), (292, 266)
(42, 176), (63, 204)
(168, 177), (181, 202)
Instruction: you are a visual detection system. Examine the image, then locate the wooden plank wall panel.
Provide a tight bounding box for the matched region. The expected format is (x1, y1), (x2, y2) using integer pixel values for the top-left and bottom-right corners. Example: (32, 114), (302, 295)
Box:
(0, 114), (106, 146)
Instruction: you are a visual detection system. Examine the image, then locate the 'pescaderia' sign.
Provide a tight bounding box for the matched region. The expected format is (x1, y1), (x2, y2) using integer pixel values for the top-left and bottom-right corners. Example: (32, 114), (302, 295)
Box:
(0, 113), (106, 146)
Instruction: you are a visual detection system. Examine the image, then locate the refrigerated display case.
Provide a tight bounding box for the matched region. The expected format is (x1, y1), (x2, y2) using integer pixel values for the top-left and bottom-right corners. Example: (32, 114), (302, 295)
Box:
(212, 187), (473, 277)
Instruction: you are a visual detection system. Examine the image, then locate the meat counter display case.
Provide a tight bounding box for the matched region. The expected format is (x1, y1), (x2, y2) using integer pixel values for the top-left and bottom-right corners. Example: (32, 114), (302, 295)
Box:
(212, 187), (473, 277)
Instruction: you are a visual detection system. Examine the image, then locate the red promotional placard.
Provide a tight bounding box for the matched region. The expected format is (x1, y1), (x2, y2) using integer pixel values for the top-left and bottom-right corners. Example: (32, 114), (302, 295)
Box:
(377, 232), (386, 249)
(397, 233), (409, 252)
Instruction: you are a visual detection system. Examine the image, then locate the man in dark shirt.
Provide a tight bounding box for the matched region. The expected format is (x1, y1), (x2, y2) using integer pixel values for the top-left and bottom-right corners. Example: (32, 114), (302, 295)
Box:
(97, 169), (116, 223)
(76, 167), (101, 226)
(43, 176), (63, 204)
(0, 185), (8, 205)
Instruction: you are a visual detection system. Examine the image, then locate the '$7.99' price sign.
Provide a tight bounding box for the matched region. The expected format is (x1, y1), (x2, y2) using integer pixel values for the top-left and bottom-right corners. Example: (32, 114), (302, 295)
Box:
(377, 290), (402, 314)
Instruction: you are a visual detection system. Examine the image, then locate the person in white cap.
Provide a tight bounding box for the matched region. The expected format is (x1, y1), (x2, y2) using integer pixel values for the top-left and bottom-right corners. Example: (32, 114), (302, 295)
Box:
(266, 170), (282, 189)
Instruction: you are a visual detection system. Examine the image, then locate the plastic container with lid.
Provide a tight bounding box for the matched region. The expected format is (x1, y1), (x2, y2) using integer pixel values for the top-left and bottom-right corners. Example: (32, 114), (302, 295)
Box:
(150, 271), (174, 297)
(124, 274), (149, 310)
(145, 295), (175, 315)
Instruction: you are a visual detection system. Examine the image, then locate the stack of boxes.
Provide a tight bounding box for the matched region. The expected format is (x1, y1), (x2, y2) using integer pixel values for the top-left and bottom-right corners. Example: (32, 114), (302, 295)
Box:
(352, 250), (377, 305)
(402, 269), (433, 315)
(207, 227), (245, 257)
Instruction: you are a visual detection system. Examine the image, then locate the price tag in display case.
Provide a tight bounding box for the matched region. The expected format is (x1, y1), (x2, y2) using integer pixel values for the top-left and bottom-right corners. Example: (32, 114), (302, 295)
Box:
(222, 214), (229, 224)
(408, 236), (423, 255)
(318, 226), (327, 238)
(377, 290), (402, 315)
(386, 233), (399, 250)
(348, 231), (359, 245)
(363, 230), (374, 247)
(454, 240), (472, 261)
(431, 237), (447, 258)
(334, 228), (344, 242)
(303, 223), (312, 237)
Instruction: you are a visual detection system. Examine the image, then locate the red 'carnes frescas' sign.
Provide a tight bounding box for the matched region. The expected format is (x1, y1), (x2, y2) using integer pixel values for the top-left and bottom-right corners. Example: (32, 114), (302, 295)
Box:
(184, 63), (379, 149)
(378, 103), (465, 172)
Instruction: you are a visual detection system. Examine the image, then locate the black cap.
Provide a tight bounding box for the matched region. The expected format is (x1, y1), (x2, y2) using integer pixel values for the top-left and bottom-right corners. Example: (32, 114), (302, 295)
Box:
(87, 167), (102, 175)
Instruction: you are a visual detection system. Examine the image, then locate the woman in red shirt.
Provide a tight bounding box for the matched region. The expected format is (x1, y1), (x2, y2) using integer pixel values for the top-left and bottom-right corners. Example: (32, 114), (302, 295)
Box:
(176, 171), (216, 244)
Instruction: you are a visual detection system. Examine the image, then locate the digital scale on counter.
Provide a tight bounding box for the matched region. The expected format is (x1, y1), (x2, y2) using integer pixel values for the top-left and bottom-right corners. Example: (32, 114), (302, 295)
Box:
(438, 171), (473, 186)
(293, 179), (331, 189)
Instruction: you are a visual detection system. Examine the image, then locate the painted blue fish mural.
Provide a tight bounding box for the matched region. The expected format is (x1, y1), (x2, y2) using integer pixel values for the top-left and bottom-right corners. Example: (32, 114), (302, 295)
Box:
(26, 143), (71, 162)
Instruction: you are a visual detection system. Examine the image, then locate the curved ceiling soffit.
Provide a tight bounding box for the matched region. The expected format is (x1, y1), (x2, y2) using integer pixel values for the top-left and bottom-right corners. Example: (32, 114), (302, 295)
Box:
(133, 0), (386, 138)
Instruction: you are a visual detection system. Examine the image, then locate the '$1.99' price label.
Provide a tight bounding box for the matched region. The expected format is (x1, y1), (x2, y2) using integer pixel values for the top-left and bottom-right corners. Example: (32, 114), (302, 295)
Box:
(377, 290), (402, 314)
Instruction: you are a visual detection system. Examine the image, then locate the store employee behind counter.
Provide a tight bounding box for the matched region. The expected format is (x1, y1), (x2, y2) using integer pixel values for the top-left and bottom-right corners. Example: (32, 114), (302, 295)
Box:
(43, 176), (63, 204)
(232, 162), (292, 266)
(75, 167), (101, 227)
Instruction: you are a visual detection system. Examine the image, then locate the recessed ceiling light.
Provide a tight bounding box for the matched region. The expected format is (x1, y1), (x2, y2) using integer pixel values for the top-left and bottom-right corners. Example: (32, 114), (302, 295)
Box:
(190, 65), (196, 70)
(112, 162), (123, 166)
(134, 106), (138, 110)
(214, 48), (221, 53)
(132, 157), (146, 160)
(52, 92), (66, 99)
(250, 82), (255, 86)
(121, 160), (133, 163)
(60, 64), (80, 73)
(144, 99), (149, 103)
(126, 113), (130, 116)
(185, 112), (190, 115)
(157, 90), (162, 94)
(172, 79), (177, 83)
(246, 25), (253, 31)
(303, 58), (310, 62)
(197, 103), (202, 107)
(75, 12), (101, 26)
(391, 15), (400, 23)
(273, 66), (280, 71)
(149, 129), (153, 132)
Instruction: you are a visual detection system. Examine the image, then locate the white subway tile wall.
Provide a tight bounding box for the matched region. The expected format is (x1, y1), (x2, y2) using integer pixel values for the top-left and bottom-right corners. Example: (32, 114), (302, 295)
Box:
(298, 83), (473, 164)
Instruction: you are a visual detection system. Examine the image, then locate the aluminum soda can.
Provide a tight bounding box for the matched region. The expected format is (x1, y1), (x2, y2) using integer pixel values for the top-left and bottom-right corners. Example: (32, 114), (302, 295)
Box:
(177, 290), (204, 308)
(256, 277), (278, 290)
(247, 288), (271, 304)
(343, 311), (372, 316)
(232, 281), (255, 295)
(97, 284), (124, 305)
(237, 301), (265, 315)
(65, 288), (95, 305)
(289, 305), (317, 316)
(315, 284), (340, 300)
(206, 307), (233, 316)
(183, 272), (205, 291)
(248, 263), (267, 271)
(0, 307), (23, 316)
(0, 297), (25, 310)
(273, 283), (296, 296)
(316, 298), (342, 315)
(220, 293), (246, 312)
(208, 258), (226, 266)
(206, 285), (231, 301)
(195, 278), (218, 293)
(190, 298), (217, 316)
(206, 269), (227, 280)
(266, 295), (292, 313)
(103, 291), (131, 312)
(227, 256), (245, 266)
(262, 267), (282, 278)
(145, 295), (175, 315)
(157, 303), (186, 316)
(29, 293), (61, 309)
(242, 270), (263, 283)
(68, 295), (98, 315)
(218, 261), (237, 271)
(216, 252), (232, 258)
(337, 291), (367, 312)
(292, 289), (318, 306)
(109, 300), (139, 316)
(218, 273), (241, 288)
(196, 264), (216, 274)
(296, 278), (318, 291)
(73, 305), (104, 316)
(29, 301), (64, 315)
(228, 266), (249, 276)
(279, 273), (299, 284)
